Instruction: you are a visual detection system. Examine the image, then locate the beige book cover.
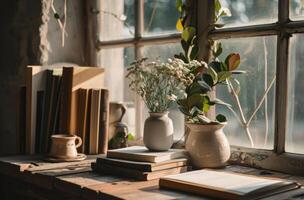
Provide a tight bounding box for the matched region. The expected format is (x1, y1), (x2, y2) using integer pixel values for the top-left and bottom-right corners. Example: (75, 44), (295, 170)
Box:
(107, 146), (187, 163)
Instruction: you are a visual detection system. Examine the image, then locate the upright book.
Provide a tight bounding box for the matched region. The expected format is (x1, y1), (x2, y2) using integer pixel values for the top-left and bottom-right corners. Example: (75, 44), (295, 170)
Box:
(89, 89), (101, 154)
(107, 146), (187, 163)
(59, 67), (105, 135)
(98, 89), (109, 154)
(159, 169), (300, 200)
(76, 88), (89, 153)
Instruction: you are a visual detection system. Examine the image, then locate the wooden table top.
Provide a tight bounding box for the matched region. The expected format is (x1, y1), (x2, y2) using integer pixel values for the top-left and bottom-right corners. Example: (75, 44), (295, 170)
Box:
(0, 154), (304, 200)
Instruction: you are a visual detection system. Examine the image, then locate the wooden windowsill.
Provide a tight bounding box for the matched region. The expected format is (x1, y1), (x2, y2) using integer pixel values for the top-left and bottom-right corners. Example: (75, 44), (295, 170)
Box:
(0, 155), (304, 199)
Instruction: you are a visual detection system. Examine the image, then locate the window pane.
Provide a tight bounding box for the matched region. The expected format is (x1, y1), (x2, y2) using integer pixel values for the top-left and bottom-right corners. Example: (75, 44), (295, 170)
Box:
(216, 36), (276, 149)
(97, 47), (136, 134)
(286, 34), (304, 154)
(142, 43), (184, 140)
(100, 0), (135, 41)
(290, 0), (304, 20)
(143, 0), (179, 36)
(219, 0), (278, 28)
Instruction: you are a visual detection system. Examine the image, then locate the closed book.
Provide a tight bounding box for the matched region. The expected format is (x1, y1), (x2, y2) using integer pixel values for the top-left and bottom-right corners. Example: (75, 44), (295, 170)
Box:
(89, 89), (101, 154)
(96, 157), (188, 172)
(39, 70), (54, 153)
(59, 67), (105, 135)
(107, 146), (187, 163)
(35, 91), (44, 153)
(76, 88), (89, 153)
(96, 163), (189, 181)
(98, 89), (109, 154)
(159, 169), (301, 200)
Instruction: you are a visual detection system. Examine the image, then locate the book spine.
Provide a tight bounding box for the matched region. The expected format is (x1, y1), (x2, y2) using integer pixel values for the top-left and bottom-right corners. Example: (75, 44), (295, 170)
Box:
(76, 88), (89, 153)
(98, 89), (109, 154)
(39, 70), (53, 153)
(25, 68), (33, 154)
(59, 67), (74, 135)
(89, 89), (101, 154)
(17, 86), (26, 154)
(35, 91), (44, 153)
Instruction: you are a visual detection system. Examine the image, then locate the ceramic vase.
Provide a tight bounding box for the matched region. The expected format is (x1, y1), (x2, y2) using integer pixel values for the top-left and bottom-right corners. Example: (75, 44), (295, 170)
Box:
(143, 112), (173, 151)
(185, 123), (230, 168)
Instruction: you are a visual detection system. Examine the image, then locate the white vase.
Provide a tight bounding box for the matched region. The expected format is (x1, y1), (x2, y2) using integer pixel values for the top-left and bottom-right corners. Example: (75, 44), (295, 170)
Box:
(185, 123), (230, 168)
(143, 112), (173, 151)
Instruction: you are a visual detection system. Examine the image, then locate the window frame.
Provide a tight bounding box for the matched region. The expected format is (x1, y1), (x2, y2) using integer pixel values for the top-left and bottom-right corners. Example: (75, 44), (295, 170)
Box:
(95, 0), (181, 138)
(93, 0), (304, 175)
(199, 0), (304, 176)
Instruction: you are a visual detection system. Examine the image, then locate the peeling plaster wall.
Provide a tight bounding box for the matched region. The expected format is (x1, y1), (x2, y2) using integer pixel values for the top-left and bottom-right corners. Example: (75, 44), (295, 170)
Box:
(0, 0), (86, 155)
(45, 0), (86, 65)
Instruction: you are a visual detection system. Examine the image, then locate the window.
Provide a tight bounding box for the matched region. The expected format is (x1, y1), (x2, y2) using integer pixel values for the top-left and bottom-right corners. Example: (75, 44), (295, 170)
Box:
(96, 0), (183, 139)
(201, 0), (304, 174)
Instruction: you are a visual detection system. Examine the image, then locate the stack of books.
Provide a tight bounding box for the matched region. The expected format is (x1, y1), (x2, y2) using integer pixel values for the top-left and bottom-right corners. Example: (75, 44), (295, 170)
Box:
(25, 66), (109, 155)
(93, 146), (190, 181)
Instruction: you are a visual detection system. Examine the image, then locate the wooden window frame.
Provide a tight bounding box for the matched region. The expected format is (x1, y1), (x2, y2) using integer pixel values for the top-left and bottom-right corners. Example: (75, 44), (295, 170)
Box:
(198, 0), (304, 176)
(90, 0), (304, 175)
(93, 0), (181, 138)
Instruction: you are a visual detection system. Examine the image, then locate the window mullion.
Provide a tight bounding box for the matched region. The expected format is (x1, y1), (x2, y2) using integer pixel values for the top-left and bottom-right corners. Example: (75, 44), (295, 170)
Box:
(134, 0), (144, 139)
(274, 0), (290, 154)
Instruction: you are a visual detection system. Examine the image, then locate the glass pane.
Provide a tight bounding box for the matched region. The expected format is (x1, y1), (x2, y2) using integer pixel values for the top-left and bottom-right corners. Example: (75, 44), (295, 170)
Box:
(142, 43), (184, 140)
(143, 0), (179, 36)
(290, 0), (304, 20)
(97, 47), (136, 134)
(216, 36), (277, 149)
(219, 0), (278, 28)
(100, 0), (135, 41)
(286, 34), (304, 154)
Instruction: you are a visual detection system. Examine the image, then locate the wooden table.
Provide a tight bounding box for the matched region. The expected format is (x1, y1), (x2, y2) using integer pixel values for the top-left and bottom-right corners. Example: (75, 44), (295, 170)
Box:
(0, 155), (304, 200)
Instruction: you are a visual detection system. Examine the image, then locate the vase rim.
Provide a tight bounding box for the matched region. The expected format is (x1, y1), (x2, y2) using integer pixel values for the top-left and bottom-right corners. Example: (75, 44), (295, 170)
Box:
(149, 111), (169, 117)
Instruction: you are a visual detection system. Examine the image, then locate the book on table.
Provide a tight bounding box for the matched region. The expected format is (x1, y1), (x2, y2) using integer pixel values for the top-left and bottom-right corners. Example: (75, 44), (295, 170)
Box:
(106, 146), (187, 163)
(96, 157), (188, 172)
(159, 169), (301, 200)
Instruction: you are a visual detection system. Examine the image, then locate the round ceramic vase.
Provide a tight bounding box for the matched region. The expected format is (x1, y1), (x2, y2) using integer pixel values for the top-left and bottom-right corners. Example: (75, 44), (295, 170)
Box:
(143, 112), (173, 151)
(185, 123), (230, 168)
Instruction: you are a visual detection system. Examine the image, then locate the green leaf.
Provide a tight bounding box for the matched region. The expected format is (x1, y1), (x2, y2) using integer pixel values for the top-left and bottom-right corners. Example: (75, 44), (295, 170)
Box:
(197, 80), (212, 92)
(176, 0), (183, 13)
(177, 99), (188, 108)
(211, 98), (231, 107)
(209, 61), (222, 72)
(207, 67), (218, 85)
(225, 53), (241, 71)
(216, 114), (227, 123)
(127, 134), (135, 141)
(176, 18), (183, 31)
(202, 74), (214, 87)
(231, 70), (246, 74)
(181, 39), (188, 52)
(214, 23), (225, 28)
(187, 44), (199, 61)
(215, 0), (221, 13)
(213, 42), (223, 57)
(202, 96), (211, 113)
(188, 94), (203, 109)
(179, 106), (191, 116)
(182, 27), (196, 42)
(197, 114), (212, 124)
(218, 71), (232, 82)
(190, 106), (204, 117)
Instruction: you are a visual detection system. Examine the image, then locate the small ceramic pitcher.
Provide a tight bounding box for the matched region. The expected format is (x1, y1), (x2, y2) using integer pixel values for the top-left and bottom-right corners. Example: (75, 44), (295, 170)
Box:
(49, 134), (82, 158)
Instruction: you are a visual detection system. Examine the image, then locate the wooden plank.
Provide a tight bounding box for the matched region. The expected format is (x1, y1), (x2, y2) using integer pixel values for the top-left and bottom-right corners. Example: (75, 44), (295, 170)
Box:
(54, 172), (121, 197)
(0, 155), (43, 175)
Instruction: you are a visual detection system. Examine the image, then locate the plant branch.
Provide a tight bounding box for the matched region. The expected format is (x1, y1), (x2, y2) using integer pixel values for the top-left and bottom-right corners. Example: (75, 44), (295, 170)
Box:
(263, 37), (269, 147)
(227, 79), (254, 147)
(247, 75), (276, 126)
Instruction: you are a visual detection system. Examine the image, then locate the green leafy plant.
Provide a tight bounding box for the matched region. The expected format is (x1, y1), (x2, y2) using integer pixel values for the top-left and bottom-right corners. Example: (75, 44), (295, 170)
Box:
(175, 0), (230, 63)
(177, 53), (242, 124)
